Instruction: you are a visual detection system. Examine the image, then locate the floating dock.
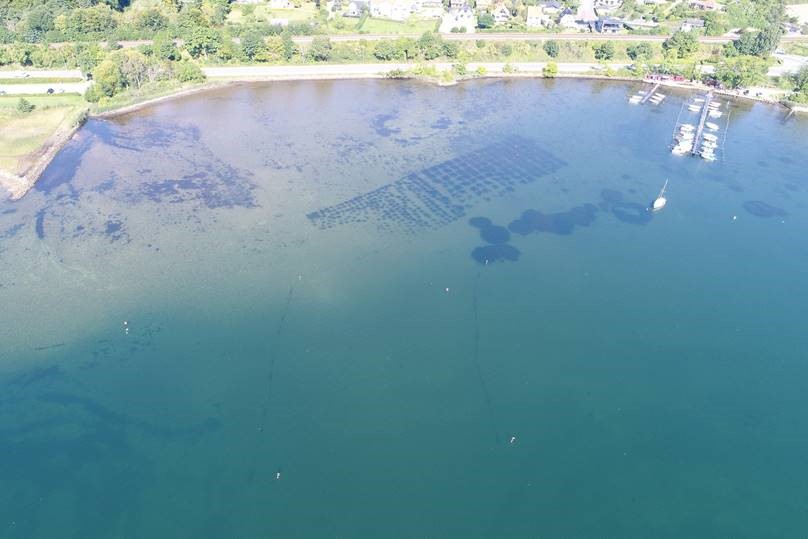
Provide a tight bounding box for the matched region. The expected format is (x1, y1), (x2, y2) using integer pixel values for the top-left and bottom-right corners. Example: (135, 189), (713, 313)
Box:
(691, 92), (713, 156)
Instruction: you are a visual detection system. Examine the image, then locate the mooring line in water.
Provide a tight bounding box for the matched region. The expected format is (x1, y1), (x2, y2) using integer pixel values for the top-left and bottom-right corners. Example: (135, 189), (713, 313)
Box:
(249, 283), (296, 482)
(472, 270), (500, 444)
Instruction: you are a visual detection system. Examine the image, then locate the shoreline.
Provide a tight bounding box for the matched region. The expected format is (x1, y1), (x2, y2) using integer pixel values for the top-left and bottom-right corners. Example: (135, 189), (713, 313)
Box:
(1, 65), (797, 200)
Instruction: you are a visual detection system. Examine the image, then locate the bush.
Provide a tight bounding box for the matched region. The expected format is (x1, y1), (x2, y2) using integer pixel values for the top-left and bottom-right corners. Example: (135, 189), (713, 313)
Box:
(543, 61), (558, 77)
(175, 61), (206, 82)
(16, 98), (35, 113)
(543, 40), (559, 58)
(593, 41), (614, 61)
(453, 62), (467, 76)
(627, 41), (653, 62)
(306, 36), (332, 61)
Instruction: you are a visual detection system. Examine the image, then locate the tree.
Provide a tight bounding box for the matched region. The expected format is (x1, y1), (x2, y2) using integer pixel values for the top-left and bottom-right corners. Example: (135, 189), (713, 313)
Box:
(241, 30), (265, 61)
(137, 9), (168, 32)
(543, 61), (558, 77)
(281, 32), (297, 61)
(543, 40), (559, 58)
(418, 32), (444, 60)
(153, 34), (180, 61)
(790, 65), (808, 94)
(715, 56), (767, 89)
(477, 12), (495, 28)
(373, 40), (404, 61)
(185, 26), (222, 58)
(702, 12), (727, 36)
(16, 97), (34, 113)
(662, 31), (698, 59)
(593, 41), (614, 60)
(626, 41), (652, 62)
(93, 57), (124, 97)
(307, 36), (332, 61)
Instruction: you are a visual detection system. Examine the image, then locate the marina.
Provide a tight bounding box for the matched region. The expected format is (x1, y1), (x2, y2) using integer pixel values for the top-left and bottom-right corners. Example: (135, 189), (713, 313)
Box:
(670, 91), (729, 162)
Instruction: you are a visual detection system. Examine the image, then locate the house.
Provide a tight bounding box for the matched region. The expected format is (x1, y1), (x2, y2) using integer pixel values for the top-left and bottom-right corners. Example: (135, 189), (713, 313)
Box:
(688, 0), (720, 11)
(593, 17), (624, 33)
(624, 18), (659, 30)
(269, 0), (293, 8)
(559, 7), (586, 30)
(594, 0), (622, 12)
(450, 0), (468, 9)
(641, 0), (666, 4)
(414, 0), (444, 18)
(680, 17), (704, 32)
(526, 5), (543, 27)
(538, 0), (562, 14)
(476, 0), (494, 11)
(492, 2), (511, 23)
(344, 0), (368, 16)
(370, 0), (411, 21)
(439, 5), (476, 32)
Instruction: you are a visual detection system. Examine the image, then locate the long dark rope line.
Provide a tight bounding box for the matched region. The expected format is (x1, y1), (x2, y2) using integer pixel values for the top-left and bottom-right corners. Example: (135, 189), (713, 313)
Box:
(248, 283), (295, 482)
(472, 270), (500, 445)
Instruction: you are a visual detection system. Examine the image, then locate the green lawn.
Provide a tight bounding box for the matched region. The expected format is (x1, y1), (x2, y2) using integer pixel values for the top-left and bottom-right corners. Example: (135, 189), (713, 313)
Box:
(227, 4), (319, 24)
(0, 95), (85, 174)
(358, 17), (437, 34)
(784, 42), (808, 56)
(0, 77), (84, 85)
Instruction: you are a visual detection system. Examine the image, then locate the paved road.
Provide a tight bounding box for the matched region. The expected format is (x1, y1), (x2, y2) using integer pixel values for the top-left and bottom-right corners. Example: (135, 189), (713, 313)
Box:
(202, 62), (630, 79)
(46, 33), (808, 51)
(0, 81), (90, 95)
(0, 69), (84, 79)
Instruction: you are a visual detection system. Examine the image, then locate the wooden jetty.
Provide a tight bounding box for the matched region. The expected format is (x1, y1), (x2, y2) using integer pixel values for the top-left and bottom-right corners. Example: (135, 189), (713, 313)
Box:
(640, 82), (661, 105)
(691, 92), (713, 156)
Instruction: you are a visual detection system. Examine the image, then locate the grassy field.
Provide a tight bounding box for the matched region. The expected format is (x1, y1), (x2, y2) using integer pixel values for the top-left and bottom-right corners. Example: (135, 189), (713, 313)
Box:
(227, 4), (318, 24)
(358, 18), (438, 34)
(784, 42), (808, 56)
(0, 95), (84, 175)
(0, 77), (84, 85)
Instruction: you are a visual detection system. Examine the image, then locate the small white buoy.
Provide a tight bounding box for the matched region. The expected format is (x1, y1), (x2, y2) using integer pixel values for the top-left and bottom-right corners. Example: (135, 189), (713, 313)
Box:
(275, 472), (281, 480)
(444, 287), (450, 293)
(509, 436), (517, 444)
(732, 215), (737, 221)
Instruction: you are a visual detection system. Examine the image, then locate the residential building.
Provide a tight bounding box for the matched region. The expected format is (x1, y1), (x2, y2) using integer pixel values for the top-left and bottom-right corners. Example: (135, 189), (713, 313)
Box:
(269, 0), (293, 8)
(680, 18), (705, 32)
(370, 0), (412, 21)
(593, 17), (624, 33)
(476, 0), (494, 11)
(439, 5), (476, 32)
(415, 0), (444, 18)
(688, 0), (720, 11)
(344, 0), (369, 16)
(492, 2), (511, 23)
(595, 0), (622, 11)
(526, 5), (543, 27)
(538, 0), (562, 14)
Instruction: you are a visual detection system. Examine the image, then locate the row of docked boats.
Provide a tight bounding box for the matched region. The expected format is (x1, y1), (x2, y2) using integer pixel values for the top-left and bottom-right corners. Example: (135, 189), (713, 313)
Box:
(671, 123), (695, 155)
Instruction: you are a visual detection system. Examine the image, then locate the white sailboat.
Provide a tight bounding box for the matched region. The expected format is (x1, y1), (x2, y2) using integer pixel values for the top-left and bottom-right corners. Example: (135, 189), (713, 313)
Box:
(652, 179), (668, 211)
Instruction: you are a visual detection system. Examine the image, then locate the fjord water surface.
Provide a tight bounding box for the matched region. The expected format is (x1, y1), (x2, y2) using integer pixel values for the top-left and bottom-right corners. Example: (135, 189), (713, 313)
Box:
(1, 79), (808, 537)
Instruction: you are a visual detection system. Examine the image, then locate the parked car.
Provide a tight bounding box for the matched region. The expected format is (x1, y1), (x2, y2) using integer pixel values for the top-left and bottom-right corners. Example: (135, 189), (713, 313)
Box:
(47, 88), (54, 94)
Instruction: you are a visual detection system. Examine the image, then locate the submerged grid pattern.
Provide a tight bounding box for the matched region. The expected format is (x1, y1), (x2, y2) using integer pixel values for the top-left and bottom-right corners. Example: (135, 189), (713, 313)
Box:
(307, 136), (566, 234)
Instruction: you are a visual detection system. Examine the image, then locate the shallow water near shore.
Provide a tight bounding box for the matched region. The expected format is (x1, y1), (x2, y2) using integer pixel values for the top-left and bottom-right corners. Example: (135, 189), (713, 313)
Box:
(1, 78), (808, 537)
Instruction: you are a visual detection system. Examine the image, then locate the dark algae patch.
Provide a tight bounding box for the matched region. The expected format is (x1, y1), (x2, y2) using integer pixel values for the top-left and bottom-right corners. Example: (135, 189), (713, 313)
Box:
(743, 200), (787, 218)
(508, 204), (599, 236)
(469, 217), (510, 244)
(307, 136), (567, 234)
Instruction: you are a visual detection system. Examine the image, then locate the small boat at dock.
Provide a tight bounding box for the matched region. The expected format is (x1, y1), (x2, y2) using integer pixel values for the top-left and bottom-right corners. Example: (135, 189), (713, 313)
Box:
(706, 122), (720, 131)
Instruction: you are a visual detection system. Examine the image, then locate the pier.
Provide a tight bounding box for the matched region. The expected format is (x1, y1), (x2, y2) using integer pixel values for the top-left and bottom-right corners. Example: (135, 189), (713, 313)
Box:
(640, 83), (661, 104)
(691, 92), (713, 156)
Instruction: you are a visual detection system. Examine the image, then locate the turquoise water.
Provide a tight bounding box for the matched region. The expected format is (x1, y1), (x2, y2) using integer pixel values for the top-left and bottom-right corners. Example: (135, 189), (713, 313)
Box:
(1, 79), (808, 537)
